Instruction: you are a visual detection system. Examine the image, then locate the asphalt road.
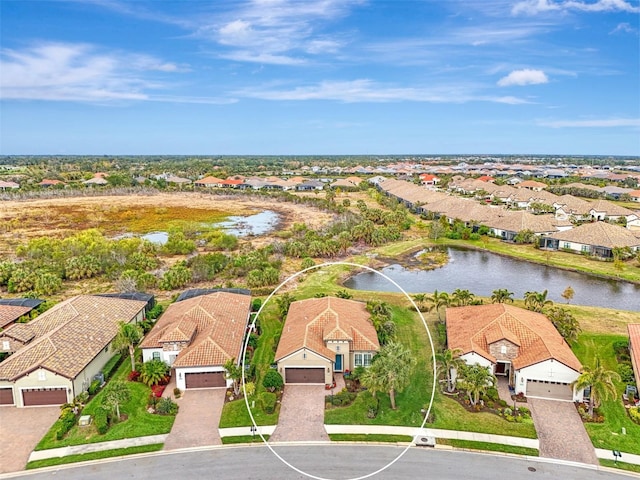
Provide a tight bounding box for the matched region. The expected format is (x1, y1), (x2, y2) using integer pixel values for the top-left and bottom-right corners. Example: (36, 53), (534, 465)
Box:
(3, 445), (633, 480)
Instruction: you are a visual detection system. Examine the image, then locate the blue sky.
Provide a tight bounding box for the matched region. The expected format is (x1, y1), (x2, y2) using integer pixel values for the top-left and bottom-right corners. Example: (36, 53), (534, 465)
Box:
(1, 0), (639, 156)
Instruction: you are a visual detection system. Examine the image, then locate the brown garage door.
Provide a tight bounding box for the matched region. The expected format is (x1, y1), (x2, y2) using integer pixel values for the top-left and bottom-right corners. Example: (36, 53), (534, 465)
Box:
(22, 387), (67, 406)
(0, 388), (14, 405)
(185, 372), (226, 389)
(285, 368), (325, 384)
(527, 380), (573, 401)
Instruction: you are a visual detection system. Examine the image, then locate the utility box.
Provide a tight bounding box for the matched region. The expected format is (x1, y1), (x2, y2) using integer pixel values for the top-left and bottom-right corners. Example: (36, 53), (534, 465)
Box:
(415, 436), (436, 447)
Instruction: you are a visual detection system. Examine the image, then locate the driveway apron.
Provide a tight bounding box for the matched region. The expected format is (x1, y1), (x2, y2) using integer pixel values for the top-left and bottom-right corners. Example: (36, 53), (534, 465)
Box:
(0, 406), (60, 473)
(527, 397), (598, 465)
(270, 385), (329, 442)
(163, 389), (226, 450)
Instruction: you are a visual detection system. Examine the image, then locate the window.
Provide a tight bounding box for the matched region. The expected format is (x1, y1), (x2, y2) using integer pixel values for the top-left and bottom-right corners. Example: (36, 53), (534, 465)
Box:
(356, 353), (372, 367)
(152, 351), (161, 361)
(363, 353), (372, 366)
(336, 345), (340, 352)
(563, 242), (571, 249)
(2, 341), (9, 351)
(38, 370), (46, 381)
(354, 353), (362, 367)
(500, 345), (507, 354)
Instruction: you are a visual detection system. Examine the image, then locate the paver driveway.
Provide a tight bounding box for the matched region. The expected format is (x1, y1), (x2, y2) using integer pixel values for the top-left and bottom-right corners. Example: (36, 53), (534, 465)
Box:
(0, 406), (59, 473)
(527, 398), (598, 465)
(269, 385), (329, 442)
(163, 389), (226, 450)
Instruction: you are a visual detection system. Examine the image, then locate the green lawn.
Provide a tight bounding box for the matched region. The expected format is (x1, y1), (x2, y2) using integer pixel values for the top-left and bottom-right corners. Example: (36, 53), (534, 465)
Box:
(36, 359), (175, 450)
(572, 333), (640, 455)
(599, 459), (640, 474)
(436, 438), (538, 456)
(26, 444), (163, 470)
(221, 434), (270, 444)
(329, 434), (413, 443)
(218, 397), (280, 428)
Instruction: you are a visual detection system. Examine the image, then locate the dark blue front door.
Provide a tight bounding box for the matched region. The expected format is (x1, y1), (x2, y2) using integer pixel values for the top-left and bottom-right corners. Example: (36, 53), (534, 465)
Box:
(335, 354), (343, 372)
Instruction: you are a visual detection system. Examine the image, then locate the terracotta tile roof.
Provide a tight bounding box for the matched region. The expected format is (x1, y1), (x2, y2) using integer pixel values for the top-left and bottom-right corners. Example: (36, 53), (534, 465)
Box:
(589, 199), (637, 217)
(628, 324), (640, 383)
(517, 180), (548, 189)
(554, 195), (593, 215)
(0, 306), (32, 329)
(486, 210), (558, 234)
(275, 297), (380, 361)
(446, 304), (581, 372)
(0, 295), (146, 381)
(547, 221), (640, 248)
(194, 176), (225, 185)
(141, 292), (251, 368)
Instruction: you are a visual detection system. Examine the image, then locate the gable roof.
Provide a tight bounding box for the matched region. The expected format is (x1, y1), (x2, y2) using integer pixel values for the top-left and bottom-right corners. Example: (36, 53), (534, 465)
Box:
(140, 292), (251, 367)
(0, 305), (33, 329)
(589, 199), (637, 217)
(275, 297), (380, 362)
(446, 304), (581, 372)
(547, 221), (640, 248)
(0, 295), (146, 381)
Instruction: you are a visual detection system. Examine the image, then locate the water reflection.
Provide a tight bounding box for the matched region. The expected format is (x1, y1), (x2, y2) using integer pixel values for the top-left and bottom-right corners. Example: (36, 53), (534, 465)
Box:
(344, 247), (640, 311)
(214, 210), (280, 237)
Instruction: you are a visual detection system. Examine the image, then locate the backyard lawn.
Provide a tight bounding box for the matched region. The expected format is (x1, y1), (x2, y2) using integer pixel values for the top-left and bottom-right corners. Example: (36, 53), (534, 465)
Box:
(573, 333), (640, 455)
(35, 356), (175, 450)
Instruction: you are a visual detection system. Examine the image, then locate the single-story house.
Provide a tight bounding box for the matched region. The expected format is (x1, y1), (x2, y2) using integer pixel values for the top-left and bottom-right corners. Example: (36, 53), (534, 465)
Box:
(140, 292), (251, 390)
(0, 306), (34, 331)
(0, 180), (19, 190)
(275, 297), (380, 385)
(297, 180), (325, 191)
(38, 179), (65, 188)
(629, 190), (640, 203)
(0, 295), (146, 407)
(539, 221), (640, 259)
(446, 304), (583, 402)
(516, 180), (548, 191)
(194, 176), (225, 188)
(419, 174), (441, 186)
(629, 324), (640, 386)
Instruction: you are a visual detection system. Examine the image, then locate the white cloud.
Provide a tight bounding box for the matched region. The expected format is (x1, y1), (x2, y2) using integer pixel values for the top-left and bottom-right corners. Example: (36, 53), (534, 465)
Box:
(610, 22), (637, 34)
(539, 118), (640, 127)
(0, 42), (189, 102)
(513, 0), (640, 15)
(498, 69), (549, 86)
(234, 79), (530, 104)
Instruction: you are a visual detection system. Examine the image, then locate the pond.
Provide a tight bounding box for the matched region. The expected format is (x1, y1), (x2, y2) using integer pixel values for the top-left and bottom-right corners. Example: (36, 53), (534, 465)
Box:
(141, 231), (169, 245)
(214, 210), (280, 237)
(343, 247), (640, 311)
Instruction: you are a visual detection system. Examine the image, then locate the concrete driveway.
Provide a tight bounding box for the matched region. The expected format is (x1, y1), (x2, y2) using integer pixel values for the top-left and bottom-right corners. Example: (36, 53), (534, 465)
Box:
(163, 389), (226, 450)
(269, 385), (329, 443)
(0, 406), (60, 473)
(527, 398), (598, 465)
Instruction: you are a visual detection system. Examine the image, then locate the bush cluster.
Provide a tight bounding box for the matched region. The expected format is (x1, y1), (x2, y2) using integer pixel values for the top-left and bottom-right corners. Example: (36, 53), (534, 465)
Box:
(88, 379), (102, 396)
(55, 409), (77, 440)
(95, 407), (109, 434)
(259, 391), (277, 414)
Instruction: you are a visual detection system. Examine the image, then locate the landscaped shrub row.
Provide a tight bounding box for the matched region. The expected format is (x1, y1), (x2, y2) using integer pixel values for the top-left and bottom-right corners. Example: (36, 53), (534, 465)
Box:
(55, 410), (78, 440)
(94, 407), (109, 434)
(259, 392), (277, 414)
(102, 354), (124, 381)
(88, 379), (102, 396)
(326, 388), (356, 407)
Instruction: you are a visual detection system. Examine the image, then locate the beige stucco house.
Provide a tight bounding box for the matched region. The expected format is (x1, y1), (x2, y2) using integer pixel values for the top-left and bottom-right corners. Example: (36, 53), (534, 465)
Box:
(275, 297), (380, 385)
(0, 295), (146, 407)
(446, 304), (583, 402)
(140, 292), (251, 390)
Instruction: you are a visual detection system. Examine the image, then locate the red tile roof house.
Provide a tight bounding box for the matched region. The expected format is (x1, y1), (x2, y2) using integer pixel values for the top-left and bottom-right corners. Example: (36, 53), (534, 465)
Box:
(0, 295), (146, 407)
(275, 297), (380, 385)
(446, 304), (584, 402)
(140, 292), (251, 390)
(629, 324), (640, 386)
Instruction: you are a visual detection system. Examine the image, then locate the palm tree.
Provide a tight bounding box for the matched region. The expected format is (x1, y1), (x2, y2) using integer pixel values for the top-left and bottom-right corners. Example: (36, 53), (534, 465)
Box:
(524, 289), (553, 313)
(491, 289), (514, 304)
(457, 363), (496, 407)
(102, 381), (130, 420)
(452, 289), (475, 307)
(224, 358), (242, 396)
(547, 306), (581, 344)
(435, 348), (465, 393)
(411, 293), (428, 312)
(275, 292), (296, 320)
(573, 357), (620, 419)
(428, 290), (450, 322)
(112, 321), (143, 371)
(139, 359), (169, 387)
(363, 341), (416, 409)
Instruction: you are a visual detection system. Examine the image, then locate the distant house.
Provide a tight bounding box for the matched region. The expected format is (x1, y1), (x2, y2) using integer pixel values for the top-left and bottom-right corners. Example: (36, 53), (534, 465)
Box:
(588, 199), (639, 229)
(419, 174), (441, 186)
(446, 304), (583, 401)
(477, 175), (495, 183)
(629, 324), (640, 386)
(540, 221), (640, 258)
(297, 180), (325, 191)
(517, 180), (547, 191)
(0, 299), (43, 330)
(83, 176), (109, 186)
(165, 175), (192, 185)
(485, 211), (558, 241)
(553, 195), (593, 222)
(38, 179), (65, 188)
(330, 176), (363, 189)
(0, 180), (19, 191)
(141, 292), (251, 390)
(194, 176), (225, 188)
(0, 295), (146, 407)
(275, 297), (380, 385)
(630, 190), (640, 202)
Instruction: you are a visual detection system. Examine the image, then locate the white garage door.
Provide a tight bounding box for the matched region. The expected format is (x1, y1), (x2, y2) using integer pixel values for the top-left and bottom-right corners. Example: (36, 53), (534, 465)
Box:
(526, 380), (573, 401)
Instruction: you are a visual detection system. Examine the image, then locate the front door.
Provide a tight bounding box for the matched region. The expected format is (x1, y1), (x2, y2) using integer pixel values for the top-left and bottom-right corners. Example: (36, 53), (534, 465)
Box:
(334, 354), (343, 372)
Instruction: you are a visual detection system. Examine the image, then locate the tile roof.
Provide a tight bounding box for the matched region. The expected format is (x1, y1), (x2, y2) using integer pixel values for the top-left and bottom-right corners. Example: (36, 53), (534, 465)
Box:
(547, 221), (640, 248)
(628, 324), (640, 382)
(0, 295), (146, 381)
(140, 292), (251, 368)
(446, 304), (582, 372)
(486, 210), (558, 234)
(589, 199), (637, 217)
(0, 305), (32, 329)
(275, 297), (380, 361)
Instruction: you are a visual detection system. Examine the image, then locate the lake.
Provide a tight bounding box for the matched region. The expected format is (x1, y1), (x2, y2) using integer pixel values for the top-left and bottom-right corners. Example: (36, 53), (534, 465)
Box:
(215, 210), (280, 237)
(343, 247), (640, 311)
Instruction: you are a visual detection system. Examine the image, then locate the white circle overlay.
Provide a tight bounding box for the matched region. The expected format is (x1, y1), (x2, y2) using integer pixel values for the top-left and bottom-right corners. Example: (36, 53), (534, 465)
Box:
(241, 261), (437, 480)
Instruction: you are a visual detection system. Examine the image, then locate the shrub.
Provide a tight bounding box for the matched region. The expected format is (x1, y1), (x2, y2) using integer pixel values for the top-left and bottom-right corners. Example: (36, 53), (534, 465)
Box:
(251, 298), (262, 312)
(484, 387), (499, 402)
(259, 392), (277, 414)
(173, 387), (182, 398)
(617, 363), (635, 384)
(55, 409), (77, 440)
(151, 384), (166, 398)
(366, 398), (378, 418)
(95, 407), (109, 435)
(243, 382), (256, 398)
(146, 304), (164, 321)
(103, 355), (123, 381)
(629, 407), (640, 425)
(88, 379), (102, 396)
(262, 370), (284, 392)
(156, 397), (179, 415)
(128, 370), (141, 382)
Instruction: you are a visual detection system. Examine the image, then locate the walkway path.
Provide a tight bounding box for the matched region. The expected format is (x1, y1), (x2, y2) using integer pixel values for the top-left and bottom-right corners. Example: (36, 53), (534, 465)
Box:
(269, 385), (329, 442)
(528, 397), (599, 465)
